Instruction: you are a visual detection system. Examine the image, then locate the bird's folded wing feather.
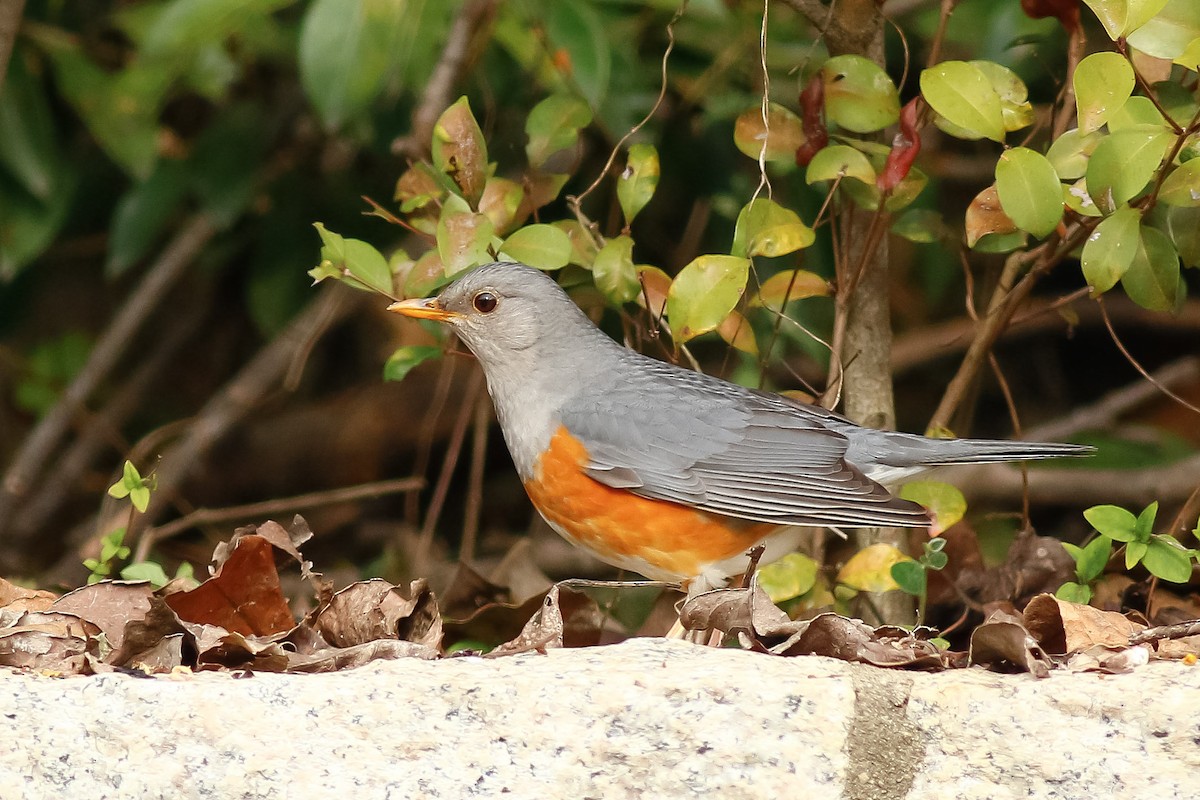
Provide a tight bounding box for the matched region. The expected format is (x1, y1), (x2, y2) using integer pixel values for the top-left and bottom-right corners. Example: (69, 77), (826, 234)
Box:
(558, 361), (930, 528)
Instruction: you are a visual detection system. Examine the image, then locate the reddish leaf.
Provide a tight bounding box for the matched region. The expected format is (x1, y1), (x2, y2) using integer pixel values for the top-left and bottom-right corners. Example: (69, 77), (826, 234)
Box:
(1019, 0), (1080, 34)
(877, 97), (923, 193)
(794, 74), (828, 167)
(165, 534), (296, 637)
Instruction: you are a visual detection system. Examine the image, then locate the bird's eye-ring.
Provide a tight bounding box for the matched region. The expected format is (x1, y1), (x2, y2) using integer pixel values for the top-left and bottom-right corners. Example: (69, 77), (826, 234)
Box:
(472, 291), (498, 313)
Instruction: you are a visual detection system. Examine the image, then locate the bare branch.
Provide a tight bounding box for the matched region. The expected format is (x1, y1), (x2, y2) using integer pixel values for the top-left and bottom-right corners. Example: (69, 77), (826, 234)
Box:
(0, 215), (216, 538)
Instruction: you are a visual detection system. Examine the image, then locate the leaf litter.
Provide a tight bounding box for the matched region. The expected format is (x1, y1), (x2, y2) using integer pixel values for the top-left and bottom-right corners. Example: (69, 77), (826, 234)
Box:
(1, 515), (1197, 678)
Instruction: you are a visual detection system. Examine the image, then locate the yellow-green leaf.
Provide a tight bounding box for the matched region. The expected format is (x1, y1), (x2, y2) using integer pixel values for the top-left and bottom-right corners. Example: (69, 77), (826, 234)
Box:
(525, 93), (592, 169)
(920, 61), (1005, 142)
(805, 145), (876, 185)
(498, 224), (572, 270)
(1081, 206), (1141, 292)
(972, 61), (1034, 133)
(667, 255), (750, 343)
(1082, 0), (1170, 40)
(1074, 52), (1134, 133)
(617, 143), (659, 226)
(821, 55), (900, 134)
(1046, 129), (1102, 181)
(1159, 158), (1200, 206)
(384, 345), (442, 383)
(757, 553), (819, 603)
(1127, 0), (1200, 58)
(899, 480), (967, 535)
(731, 198), (815, 259)
(1086, 125), (1171, 213)
(592, 235), (638, 304)
(995, 147), (1063, 238)
(837, 543), (908, 592)
(1121, 225), (1182, 310)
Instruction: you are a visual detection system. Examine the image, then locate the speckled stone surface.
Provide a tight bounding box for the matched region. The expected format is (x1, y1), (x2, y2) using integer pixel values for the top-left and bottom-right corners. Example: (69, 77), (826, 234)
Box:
(1, 638), (1197, 799)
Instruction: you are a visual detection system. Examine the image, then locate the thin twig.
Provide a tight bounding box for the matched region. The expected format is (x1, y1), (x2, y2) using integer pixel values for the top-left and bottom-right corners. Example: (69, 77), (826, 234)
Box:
(1129, 619), (1200, 647)
(415, 369), (484, 574)
(0, 215), (217, 539)
(460, 389), (491, 564)
(1098, 298), (1200, 418)
(9, 296), (208, 544)
(132, 284), (361, 534)
(135, 478), (425, 563)
(567, 1), (687, 241)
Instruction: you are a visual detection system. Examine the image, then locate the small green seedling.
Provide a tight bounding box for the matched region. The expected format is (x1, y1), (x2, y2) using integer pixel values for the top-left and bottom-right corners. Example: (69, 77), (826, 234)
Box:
(891, 537), (949, 625)
(1061, 503), (1199, 600)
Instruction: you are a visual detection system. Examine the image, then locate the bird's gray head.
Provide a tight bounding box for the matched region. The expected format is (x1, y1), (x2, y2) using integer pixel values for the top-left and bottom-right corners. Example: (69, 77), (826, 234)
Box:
(387, 261), (603, 372)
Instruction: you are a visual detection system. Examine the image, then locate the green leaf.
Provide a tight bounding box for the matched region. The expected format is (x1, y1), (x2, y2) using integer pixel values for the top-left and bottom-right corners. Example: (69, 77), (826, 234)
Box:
(1159, 158), (1200, 206)
(733, 103), (806, 163)
(479, 177), (526, 236)
(731, 199), (815, 259)
(298, 0), (410, 129)
(805, 145), (877, 185)
(821, 55), (900, 134)
(499, 224), (572, 270)
(1135, 501), (1159, 539)
(1055, 582), (1093, 604)
(1125, 539), (1149, 569)
(1046, 129), (1102, 181)
(311, 223), (393, 294)
(751, 269), (830, 311)
(899, 481), (967, 534)
(924, 550), (949, 571)
(1075, 536), (1114, 582)
(543, 0), (610, 109)
(756, 553), (819, 603)
(1107, 96), (1168, 130)
(1081, 206), (1141, 293)
(592, 235), (638, 304)
(617, 144), (659, 226)
(120, 561), (172, 588)
(1142, 535), (1194, 582)
(890, 560), (926, 596)
(1174, 35), (1200, 69)
(432, 97), (489, 207)
(920, 61), (1005, 142)
(995, 147), (1063, 238)
(1086, 126), (1171, 213)
(1073, 52), (1134, 133)
(1167, 205), (1200, 266)
(36, 42), (164, 179)
(129, 486), (151, 513)
(1082, 0), (1170, 40)
(107, 162), (189, 277)
(525, 93), (592, 169)
(436, 195), (495, 277)
(1121, 225), (1182, 311)
(890, 208), (946, 243)
(667, 255), (750, 343)
(1127, 0), (1200, 58)
(972, 61), (1034, 133)
(383, 345), (442, 383)
(0, 51), (64, 203)
(1085, 504), (1139, 541)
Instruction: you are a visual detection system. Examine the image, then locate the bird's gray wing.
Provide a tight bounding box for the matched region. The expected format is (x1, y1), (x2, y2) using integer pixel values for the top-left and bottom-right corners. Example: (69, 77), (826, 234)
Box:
(558, 357), (929, 529)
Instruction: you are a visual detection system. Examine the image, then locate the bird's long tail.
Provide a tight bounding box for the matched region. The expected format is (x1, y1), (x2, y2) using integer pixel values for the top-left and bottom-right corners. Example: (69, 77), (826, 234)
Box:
(845, 431), (1095, 470)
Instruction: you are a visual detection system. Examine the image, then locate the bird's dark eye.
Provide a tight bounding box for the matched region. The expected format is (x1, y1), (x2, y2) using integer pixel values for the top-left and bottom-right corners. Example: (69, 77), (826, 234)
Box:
(472, 291), (498, 313)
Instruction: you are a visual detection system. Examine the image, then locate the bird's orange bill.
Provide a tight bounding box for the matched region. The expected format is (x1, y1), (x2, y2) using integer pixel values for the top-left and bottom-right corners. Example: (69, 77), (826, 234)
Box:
(386, 297), (459, 322)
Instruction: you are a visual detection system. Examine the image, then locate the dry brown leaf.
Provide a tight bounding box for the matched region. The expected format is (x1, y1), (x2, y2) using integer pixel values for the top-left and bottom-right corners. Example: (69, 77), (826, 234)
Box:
(1024, 593), (1142, 655)
(1065, 644), (1151, 673)
(968, 610), (1052, 677)
(0, 577), (57, 616)
(51, 581), (155, 654)
(0, 611), (103, 672)
(484, 584), (602, 657)
(313, 578), (442, 650)
(286, 640), (438, 672)
(166, 534), (296, 636)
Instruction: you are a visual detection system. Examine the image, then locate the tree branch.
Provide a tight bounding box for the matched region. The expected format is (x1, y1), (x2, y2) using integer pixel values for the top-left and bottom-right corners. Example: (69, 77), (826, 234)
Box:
(0, 215), (216, 540)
